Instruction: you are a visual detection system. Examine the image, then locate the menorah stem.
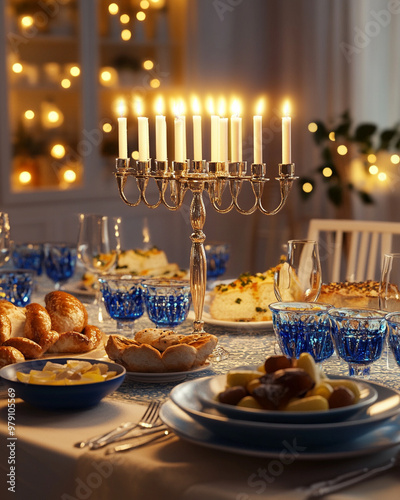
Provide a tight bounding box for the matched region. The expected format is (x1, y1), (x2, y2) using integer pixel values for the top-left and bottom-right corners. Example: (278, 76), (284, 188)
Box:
(189, 181), (207, 334)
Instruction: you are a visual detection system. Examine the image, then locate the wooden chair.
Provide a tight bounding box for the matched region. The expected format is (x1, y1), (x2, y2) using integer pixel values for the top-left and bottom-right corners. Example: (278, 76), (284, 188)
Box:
(307, 219), (400, 282)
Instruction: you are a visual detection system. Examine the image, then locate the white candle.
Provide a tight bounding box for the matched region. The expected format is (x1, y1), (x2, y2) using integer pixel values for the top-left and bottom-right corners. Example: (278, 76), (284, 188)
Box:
(138, 116), (149, 162)
(211, 115), (220, 162)
(174, 116), (185, 162)
(282, 115), (291, 164)
(219, 117), (228, 163)
(193, 115), (202, 161)
(182, 115), (187, 160)
(118, 117), (128, 158)
(156, 115), (167, 161)
(253, 115), (262, 164)
(231, 115), (242, 162)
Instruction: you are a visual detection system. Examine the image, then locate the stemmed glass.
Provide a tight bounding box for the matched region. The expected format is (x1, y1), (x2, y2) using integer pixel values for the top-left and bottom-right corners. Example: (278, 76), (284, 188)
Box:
(0, 212), (11, 268)
(274, 239), (322, 302)
(77, 214), (121, 322)
(379, 253), (400, 368)
(43, 243), (77, 290)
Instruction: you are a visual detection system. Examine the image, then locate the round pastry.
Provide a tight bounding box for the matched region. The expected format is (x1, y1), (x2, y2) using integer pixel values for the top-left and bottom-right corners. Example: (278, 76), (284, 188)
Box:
(0, 300), (26, 337)
(45, 291), (88, 333)
(0, 314), (12, 344)
(24, 303), (52, 344)
(0, 345), (25, 368)
(47, 324), (102, 354)
(3, 337), (43, 359)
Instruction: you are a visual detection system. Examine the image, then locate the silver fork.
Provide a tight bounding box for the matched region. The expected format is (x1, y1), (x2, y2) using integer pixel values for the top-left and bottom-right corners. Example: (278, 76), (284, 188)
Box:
(74, 400), (161, 450)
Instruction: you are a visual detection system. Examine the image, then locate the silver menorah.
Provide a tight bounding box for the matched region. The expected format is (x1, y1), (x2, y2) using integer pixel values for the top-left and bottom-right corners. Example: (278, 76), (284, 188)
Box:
(115, 158), (296, 334)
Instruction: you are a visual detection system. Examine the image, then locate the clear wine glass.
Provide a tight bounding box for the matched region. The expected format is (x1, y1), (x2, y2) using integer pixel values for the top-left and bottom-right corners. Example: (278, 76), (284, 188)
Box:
(379, 253), (400, 368)
(0, 212), (11, 268)
(77, 214), (121, 322)
(274, 239), (322, 302)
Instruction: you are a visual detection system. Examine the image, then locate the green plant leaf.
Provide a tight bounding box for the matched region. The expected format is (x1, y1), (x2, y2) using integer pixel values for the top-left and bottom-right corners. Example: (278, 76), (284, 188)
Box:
(312, 121), (329, 144)
(321, 146), (333, 162)
(357, 190), (374, 204)
(353, 123), (377, 142)
(327, 184), (343, 206)
(379, 129), (397, 150)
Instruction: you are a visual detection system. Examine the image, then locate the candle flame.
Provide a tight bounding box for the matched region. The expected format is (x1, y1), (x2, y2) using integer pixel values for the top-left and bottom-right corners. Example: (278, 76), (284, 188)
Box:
(172, 98), (185, 117)
(117, 98), (127, 117)
(191, 95), (201, 115)
(133, 96), (144, 116)
(154, 96), (164, 115)
(231, 99), (241, 116)
(217, 97), (226, 117)
(255, 97), (265, 116)
(283, 100), (291, 117)
(206, 96), (214, 115)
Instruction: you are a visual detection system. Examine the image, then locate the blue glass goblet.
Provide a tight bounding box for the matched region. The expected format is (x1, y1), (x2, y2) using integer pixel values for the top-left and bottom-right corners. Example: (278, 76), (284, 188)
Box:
(99, 275), (144, 334)
(269, 302), (334, 362)
(328, 308), (387, 378)
(0, 269), (35, 306)
(43, 243), (77, 290)
(205, 242), (230, 279)
(385, 312), (400, 368)
(12, 243), (44, 276)
(142, 279), (191, 328)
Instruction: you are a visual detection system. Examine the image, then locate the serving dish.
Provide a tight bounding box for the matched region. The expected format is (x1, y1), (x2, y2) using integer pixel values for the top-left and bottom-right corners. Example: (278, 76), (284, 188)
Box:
(0, 357), (126, 410)
(194, 372), (378, 423)
(125, 362), (212, 383)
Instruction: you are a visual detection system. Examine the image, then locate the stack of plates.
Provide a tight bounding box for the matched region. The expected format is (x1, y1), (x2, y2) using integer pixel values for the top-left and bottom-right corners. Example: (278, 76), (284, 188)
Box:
(160, 370), (400, 459)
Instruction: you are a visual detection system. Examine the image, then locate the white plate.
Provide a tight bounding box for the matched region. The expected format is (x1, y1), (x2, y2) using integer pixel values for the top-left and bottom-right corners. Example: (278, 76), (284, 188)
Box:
(160, 399), (400, 460)
(169, 378), (400, 448)
(63, 282), (96, 297)
(126, 363), (212, 383)
(194, 373), (378, 424)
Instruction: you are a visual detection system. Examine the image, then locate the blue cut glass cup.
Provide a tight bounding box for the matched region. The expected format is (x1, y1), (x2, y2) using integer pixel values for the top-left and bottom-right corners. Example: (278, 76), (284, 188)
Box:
(142, 279), (191, 328)
(0, 269), (35, 306)
(385, 312), (400, 368)
(12, 243), (44, 276)
(328, 308), (387, 378)
(98, 275), (144, 334)
(269, 302), (334, 362)
(43, 243), (77, 290)
(205, 242), (230, 279)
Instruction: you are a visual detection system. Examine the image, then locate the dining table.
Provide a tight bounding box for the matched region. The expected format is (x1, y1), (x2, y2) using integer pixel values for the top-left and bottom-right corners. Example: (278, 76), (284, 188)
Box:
(1, 271), (400, 500)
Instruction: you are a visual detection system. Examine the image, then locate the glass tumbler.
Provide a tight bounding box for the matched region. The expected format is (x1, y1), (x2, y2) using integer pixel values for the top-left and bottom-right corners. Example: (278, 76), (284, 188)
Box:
(269, 302), (334, 362)
(0, 269), (35, 306)
(385, 312), (400, 368)
(328, 308), (387, 378)
(205, 242), (230, 279)
(12, 243), (44, 276)
(142, 279), (191, 328)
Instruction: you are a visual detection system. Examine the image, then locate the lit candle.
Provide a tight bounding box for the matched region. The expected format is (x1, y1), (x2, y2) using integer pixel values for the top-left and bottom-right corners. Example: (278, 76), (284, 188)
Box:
(118, 116), (127, 158)
(230, 99), (242, 162)
(174, 116), (185, 162)
(155, 97), (167, 161)
(211, 115), (220, 162)
(282, 100), (291, 164)
(219, 117), (228, 163)
(253, 98), (264, 164)
(138, 117), (149, 161)
(192, 96), (202, 161)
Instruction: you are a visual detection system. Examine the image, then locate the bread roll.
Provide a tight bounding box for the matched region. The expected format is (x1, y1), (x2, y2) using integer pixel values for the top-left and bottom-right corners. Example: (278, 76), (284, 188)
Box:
(45, 291), (88, 333)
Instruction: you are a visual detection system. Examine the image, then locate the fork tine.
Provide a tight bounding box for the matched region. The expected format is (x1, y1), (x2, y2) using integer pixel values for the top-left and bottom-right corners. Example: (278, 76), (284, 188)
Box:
(140, 401), (161, 427)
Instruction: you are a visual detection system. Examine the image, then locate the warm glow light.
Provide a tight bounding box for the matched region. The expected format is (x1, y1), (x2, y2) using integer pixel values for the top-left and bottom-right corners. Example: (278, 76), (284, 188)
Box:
(308, 122), (318, 133)
(140, 0), (150, 8)
(369, 165), (379, 175)
(150, 0), (166, 7)
(217, 97), (226, 117)
(101, 70), (112, 82)
(368, 153), (377, 163)
(51, 144), (66, 159)
(24, 110), (34, 120)
(63, 169), (77, 183)
(120, 14), (130, 24)
(155, 96), (165, 115)
(322, 167), (333, 177)
(173, 98), (185, 117)
(103, 122), (112, 133)
(136, 11), (146, 21)
(108, 3), (119, 15)
(378, 172), (387, 181)
(302, 182), (313, 193)
(143, 60), (154, 70)
(48, 111), (60, 123)
(192, 96), (201, 115)
(206, 96), (214, 115)
(283, 100), (290, 116)
(61, 78), (71, 89)
(329, 132), (335, 141)
(21, 16), (34, 28)
(337, 144), (348, 155)
(100, 67), (117, 86)
(19, 171), (32, 184)
(131, 150), (140, 160)
(391, 154), (400, 165)
(121, 29), (132, 41)
(150, 78), (160, 88)
(117, 98), (127, 117)
(255, 98), (264, 115)
(133, 97), (144, 116)
(12, 63), (23, 74)
(70, 66), (80, 77)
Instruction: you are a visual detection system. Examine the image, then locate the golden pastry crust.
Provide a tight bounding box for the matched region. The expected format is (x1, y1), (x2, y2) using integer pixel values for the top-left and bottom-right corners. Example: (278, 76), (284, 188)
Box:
(3, 337), (43, 359)
(319, 280), (380, 309)
(24, 303), (52, 344)
(45, 291), (88, 333)
(47, 324), (103, 354)
(0, 300), (26, 337)
(0, 314), (12, 344)
(0, 346), (25, 368)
